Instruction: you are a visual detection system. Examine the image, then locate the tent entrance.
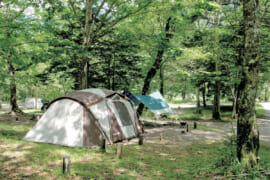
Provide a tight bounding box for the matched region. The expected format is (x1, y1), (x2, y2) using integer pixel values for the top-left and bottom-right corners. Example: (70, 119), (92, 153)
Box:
(112, 101), (136, 139)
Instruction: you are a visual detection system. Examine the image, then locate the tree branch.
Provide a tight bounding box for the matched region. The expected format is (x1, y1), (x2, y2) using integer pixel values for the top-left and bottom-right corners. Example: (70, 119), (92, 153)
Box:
(261, 0), (270, 18)
(93, 0), (117, 37)
(91, 1), (153, 44)
(69, 0), (83, 30)
(11, 5), (28, 20)
(15, 62), (33, 72)
(92, 0), (107, 22)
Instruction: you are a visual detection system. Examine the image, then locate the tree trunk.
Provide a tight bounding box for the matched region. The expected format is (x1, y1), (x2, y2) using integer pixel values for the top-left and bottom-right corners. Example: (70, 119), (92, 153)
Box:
(35, 87), (38, 109)
(7, 54), (22, 114)
(237, 0), (260, 168)
(137, 17), (174, 116)
(181, 92), (186, 100)
(112, 53), (116, 90)
(265, 86), (268, 102)
(0, 92), (2, 109)
(182, 78), (187, 100)
(107, 59), (111, 89)
(212, 3), (221, 120)
(212, 81), (221, 120)
(196, 88), (201, 114)
(232, 87), (239, 119)
(79, 59), (89, 89)
(79, 0), (93, 90)
(232, 94), (237, 119)
(160, 64), (164, 95)
(202, 83), (207, 107)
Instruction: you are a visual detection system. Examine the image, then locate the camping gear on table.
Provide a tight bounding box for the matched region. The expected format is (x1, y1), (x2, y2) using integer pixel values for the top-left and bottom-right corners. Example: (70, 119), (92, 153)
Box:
(23, 88), (143, 148)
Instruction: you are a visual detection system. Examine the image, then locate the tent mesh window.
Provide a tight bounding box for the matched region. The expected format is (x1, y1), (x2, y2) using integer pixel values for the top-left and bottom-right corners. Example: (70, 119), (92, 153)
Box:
(113, 102), (132, 126)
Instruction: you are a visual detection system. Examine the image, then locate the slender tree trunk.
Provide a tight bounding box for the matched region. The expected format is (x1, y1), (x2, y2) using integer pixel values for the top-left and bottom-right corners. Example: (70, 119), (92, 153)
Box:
(79, 59), (89, 89)
(35, 87), (38, 109)
(232, 88), (238, 119)
(182, 78), (187, 100)
(112, 54), (115, 90)
(79, 0), (93, 89)
(232, 96), (237, 119)
(107, 59), (111, 89)
(7, 53), (22, 114)
(265, 86), (268, 102)
(237, 0), (260, 168)
(160, 64), (164, 95)
(137, 17), (174, 116)
(202, 83), (207, 107)
(212, 81), (221, 120)
(182, 92), (186, 100)
(196, 88), (201, 113)
(0, 91), (2, 109)
(212, 2), (221, 120)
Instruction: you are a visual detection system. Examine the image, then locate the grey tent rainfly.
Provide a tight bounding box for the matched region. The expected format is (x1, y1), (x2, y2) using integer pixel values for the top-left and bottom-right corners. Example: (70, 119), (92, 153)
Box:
(23, 89), (143, 148)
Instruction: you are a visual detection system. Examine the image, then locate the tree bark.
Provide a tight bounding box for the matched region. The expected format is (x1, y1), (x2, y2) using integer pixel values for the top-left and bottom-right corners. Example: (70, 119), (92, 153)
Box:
(137, 17), (174, 116)
(196, 88), (201, 114)
(232, 87), (239, 119)
(212, 1), (221, 120)
(212, 80), (221, 120)
(265, 86), (268, 102)
(237, 0), (260, 168)
(35, 87), (38, 109)
(7, 53), (22, 114)
(79, 59), (89, 89)
(0, 91), (2, 109)
(79, 0), (93, 89)
(202, 83), (207, 107)
(112, 53), (116, 90)
(160, 64), (164, 95)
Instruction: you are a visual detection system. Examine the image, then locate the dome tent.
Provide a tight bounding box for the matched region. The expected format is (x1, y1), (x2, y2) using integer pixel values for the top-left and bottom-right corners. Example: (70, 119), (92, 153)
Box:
(23, 88), (143, 148)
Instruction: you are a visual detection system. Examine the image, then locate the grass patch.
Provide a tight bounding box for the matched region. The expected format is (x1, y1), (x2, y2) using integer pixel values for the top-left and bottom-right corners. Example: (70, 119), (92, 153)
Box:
(141, 109), (155, 118)
(174, 104), (264, 122)
(0, 111), (8, 114)
(196, 124), (222, 131)
(170, 99), (196, 105)
(256, 103), (264, 118)
(0, 109), (44, 115)
(23, 109), (44, 114)
(0, 120), (269, 179)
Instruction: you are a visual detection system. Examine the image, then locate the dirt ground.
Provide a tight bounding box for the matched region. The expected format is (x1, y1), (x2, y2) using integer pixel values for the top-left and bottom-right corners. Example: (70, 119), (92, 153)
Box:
(1, 110), (268, 146)
(141, 126), (228, 145)
(0, 113), (37, 125)
(129, 121), (231, 146)
(0, 112), (231, 147)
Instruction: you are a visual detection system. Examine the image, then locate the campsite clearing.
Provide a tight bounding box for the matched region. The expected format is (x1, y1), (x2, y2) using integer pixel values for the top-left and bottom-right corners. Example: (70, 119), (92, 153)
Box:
(1, 112), (270, 179)
(0, 103), (270, 179)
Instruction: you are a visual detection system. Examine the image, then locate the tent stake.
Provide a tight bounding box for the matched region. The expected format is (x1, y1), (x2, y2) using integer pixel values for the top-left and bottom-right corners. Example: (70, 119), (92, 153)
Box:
(138, 135), (143, 145)
(63, 156), (71, 174)
(194, 122), (197, 129)
(100, 139), (106, 152)
(160, 133), (163, 141)
(116, 143), (123, 159)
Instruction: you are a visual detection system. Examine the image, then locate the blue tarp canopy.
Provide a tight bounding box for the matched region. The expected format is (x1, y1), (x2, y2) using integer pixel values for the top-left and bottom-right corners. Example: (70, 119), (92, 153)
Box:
(132, 90), (172, 115)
